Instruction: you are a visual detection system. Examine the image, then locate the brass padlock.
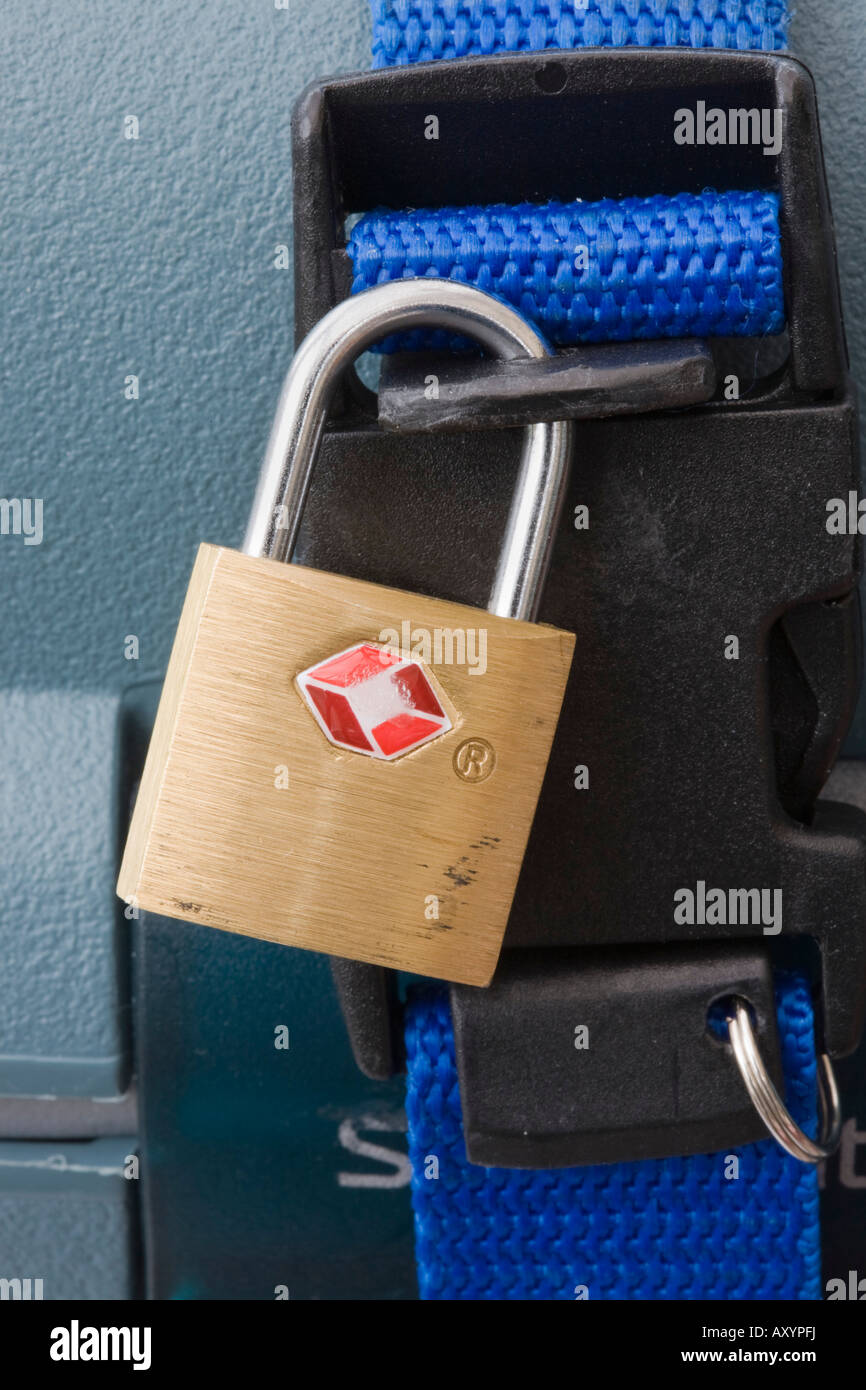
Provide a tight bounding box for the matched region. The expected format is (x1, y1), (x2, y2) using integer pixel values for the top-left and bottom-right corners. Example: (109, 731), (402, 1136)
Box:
(118, 280), (575, 985)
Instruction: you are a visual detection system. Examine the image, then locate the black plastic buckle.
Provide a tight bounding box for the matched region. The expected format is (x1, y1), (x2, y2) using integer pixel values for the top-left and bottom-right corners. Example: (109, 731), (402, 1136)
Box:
(292, 48), (866, 1166)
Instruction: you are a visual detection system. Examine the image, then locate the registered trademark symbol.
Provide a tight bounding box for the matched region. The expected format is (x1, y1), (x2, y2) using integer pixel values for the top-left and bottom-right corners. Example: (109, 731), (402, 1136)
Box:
(453, 738), (495, 783)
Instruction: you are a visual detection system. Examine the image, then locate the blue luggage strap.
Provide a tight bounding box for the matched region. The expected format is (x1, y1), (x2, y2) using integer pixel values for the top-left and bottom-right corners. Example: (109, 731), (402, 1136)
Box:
(370, 2), (789, 66)
(356, 0), (822, 1300)
(404, 975), (819, 1299)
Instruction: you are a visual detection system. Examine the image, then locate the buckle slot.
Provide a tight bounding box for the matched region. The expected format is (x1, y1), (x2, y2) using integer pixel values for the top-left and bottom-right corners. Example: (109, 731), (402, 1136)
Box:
(292, 49), (847, 393)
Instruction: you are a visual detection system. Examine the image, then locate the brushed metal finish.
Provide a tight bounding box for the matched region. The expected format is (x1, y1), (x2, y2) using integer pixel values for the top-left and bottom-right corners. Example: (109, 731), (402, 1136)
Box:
(117, 545), (576, 986)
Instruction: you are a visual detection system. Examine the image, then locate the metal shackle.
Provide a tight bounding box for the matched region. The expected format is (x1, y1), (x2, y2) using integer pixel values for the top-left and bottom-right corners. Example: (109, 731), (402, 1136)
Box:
(242, 279), (574, 622)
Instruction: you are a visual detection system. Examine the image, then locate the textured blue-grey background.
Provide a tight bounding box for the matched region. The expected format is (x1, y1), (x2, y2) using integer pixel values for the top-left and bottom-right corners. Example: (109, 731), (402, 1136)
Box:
(0, 0), (863, 1297)
(0, 0), (371, 1101)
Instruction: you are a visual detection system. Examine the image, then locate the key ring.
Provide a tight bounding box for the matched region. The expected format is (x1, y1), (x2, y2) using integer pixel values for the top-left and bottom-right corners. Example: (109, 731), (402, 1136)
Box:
(726, 997), (842, 1164)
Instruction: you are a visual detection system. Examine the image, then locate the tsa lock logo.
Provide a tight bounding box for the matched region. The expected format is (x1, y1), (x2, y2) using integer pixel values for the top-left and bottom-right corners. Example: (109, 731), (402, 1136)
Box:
(296, 642), (452, 760)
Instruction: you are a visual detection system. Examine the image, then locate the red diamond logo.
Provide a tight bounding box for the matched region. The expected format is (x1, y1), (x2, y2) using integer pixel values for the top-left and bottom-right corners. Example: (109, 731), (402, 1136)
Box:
(297, 642), (452, 760)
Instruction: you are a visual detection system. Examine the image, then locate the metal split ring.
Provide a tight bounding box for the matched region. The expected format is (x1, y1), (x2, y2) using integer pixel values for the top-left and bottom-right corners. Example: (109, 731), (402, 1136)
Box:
(726, 997), (842, 1164)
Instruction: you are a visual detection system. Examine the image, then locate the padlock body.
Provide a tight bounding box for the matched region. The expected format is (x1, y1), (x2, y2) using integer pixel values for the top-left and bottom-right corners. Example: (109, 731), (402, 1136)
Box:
(118, 544), (574, 985)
